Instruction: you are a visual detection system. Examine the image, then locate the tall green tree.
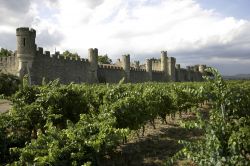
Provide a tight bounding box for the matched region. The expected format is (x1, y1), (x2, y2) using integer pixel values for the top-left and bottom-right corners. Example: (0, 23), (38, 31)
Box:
(62, 50), (80, 59)
(98, 54), (112, 64)
(0, 48), (13, 57)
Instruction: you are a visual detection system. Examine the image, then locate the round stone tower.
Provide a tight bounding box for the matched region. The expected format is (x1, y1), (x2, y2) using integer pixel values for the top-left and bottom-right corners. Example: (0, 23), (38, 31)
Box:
(146, 58), (152, 81)
(186, 66), (191, 81)
(88, 48), (98, 83)
(176, 64), (180, 70)
(122, 54), (130, 82)
(88, 48), (98, 68)
(168, 57), (176, 81)
(160, 51), (168, 72)
(160, 51), (168, 81)
(176, 64), (181, 82)
(16, 27), (36, 81)
(198, 65), (206, 74)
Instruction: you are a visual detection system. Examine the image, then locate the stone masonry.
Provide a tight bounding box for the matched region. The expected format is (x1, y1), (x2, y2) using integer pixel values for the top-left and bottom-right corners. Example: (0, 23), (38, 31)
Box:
(0, 27), (207, 84)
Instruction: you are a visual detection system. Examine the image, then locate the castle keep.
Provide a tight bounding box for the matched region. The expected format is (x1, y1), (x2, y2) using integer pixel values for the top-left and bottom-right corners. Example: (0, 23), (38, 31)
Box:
(0, 27), (207, 84)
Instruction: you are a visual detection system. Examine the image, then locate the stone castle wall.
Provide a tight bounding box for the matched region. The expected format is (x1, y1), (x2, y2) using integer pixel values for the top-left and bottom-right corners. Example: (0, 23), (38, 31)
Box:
(0, 27), (207, 84)
(30, 47), (91, 84)
(130, 69), (149, 83)
(152, 71), (165, 82)
(0, 54), (18, 75)
(152, 59), (161, 71)
(97, 64), (124, 83)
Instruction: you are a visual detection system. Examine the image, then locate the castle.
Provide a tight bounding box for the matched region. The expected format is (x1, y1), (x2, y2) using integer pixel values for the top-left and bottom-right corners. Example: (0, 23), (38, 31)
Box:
(0, 27), (207, 84)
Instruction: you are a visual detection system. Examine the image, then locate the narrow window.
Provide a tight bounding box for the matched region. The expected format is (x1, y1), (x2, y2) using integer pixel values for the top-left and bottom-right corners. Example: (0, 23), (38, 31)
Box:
(23, 38), (26, 46)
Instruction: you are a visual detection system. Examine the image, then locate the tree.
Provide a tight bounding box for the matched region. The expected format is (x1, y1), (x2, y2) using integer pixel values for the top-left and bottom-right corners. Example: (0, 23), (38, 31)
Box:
(0, 48), (13, 57)
(62, 50), (80, 59)
(98, 54), (112, 64)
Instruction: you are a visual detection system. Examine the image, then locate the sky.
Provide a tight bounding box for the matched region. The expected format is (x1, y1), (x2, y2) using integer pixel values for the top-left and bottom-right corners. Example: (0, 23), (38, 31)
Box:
(0, 0), (249, 75)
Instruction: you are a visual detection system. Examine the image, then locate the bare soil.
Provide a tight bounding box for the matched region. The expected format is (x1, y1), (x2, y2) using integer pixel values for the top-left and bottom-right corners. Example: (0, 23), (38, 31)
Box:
(101, 109), (206, 166)
(0, 99), (12, 113)
(0, 99), (207, 165)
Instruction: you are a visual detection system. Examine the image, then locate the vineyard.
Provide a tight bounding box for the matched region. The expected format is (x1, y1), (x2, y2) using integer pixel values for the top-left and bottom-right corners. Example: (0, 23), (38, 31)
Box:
(0, 68), (249, 165)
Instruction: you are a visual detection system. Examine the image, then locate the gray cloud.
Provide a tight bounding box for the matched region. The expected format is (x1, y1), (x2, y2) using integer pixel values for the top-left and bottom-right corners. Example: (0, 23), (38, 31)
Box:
(0, 0), (249, 76)
(42, 0), (104, 10)
(169, 44), (250, 75)
(133, 46), (250, 75)
(36, 29), (64, 48)
(170, 22), (250, 63)
(0, 29), (64, 54)
(0, 0), (32, 25)
(173, 43), (250, 61)
(0, 32), (16, 50)
(44, 0), (59, 7)
(85, 0), (104, 8)
(0, 0), (31, 13)
(211, 63), (250, 76)
(129, 23), (250, 75)
(0, 0), (64, 52)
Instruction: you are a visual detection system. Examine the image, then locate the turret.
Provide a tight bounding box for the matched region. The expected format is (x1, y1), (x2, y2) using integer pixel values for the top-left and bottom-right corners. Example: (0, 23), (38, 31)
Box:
(160, 51), (168, 81)
(88, 48), (98, 83)
(193, 65), (199, 72)
(16, 27), (36, 55)
(146, 58), (152, 81)
(186, 66), (191, 81)
(175, 64), (181, 82)
(168, 57), (176, 81)
(191, 65), (199, 81)
(37, 47), (43, 55)
(16, 27), (36, 83)
(198, 65), (206, 74)
(122, 54), (130, 82)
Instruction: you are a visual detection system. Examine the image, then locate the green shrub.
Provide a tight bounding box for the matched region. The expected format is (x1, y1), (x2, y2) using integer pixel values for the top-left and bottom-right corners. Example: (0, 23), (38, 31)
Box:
(0, 73), (20, 96)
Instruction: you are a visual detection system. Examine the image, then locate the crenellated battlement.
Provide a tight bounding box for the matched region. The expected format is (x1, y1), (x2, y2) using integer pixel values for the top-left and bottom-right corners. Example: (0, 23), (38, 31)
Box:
(99, 64), (123, 70)
(161, 51), (167, 56)
(37, 47), (44, 55)
(0, 54), (18, 75)
(16, 27), (36, 37)
(180, 68), (186, 71)
(152, 70), (164, 73)
(0, 54), (17, 63)
(130, 67), (146, 72)
(152, 59), (161, 63)
(35, 47), (90, 64)
(1, 27), (208, 84)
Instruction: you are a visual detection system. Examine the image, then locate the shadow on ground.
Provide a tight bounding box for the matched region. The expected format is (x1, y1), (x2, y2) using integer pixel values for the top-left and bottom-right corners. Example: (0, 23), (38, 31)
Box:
(101, 118), (203, 166)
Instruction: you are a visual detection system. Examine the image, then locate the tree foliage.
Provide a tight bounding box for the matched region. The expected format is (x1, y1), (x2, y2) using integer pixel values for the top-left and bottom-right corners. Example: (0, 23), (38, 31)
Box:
(98, 54), (112, 64)
(0, 73), (20, 96)
(0, 48), (13, 57)
(62, 50), (80, 59)
(60, 50), (112, 64)
(168, 68), (250, 166)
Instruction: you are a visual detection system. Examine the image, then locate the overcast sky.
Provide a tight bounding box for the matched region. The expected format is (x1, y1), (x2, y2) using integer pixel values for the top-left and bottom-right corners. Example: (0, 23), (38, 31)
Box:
(0, 0), (250, 75)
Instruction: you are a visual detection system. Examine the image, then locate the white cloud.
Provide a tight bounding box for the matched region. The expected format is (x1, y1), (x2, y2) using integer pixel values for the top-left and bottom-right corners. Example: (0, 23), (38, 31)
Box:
(0, 0), (250, 74)
(41, 0), (248, 57)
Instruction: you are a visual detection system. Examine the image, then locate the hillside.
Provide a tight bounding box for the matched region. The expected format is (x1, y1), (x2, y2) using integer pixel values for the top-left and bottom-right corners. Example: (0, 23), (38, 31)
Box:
(223, 74), (250, 80)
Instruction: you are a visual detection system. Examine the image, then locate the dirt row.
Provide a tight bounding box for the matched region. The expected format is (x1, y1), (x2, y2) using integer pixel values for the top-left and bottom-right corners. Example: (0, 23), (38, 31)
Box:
(101, 110), (205, 166)
(0, 100), (205, 166)
(0, 99), (11, 113)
